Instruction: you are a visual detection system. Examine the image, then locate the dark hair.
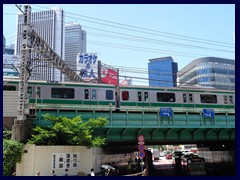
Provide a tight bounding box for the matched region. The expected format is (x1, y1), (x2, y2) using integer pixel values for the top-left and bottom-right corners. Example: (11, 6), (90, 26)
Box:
(65, 169), (68, 172)
(91, 168), (94, 171)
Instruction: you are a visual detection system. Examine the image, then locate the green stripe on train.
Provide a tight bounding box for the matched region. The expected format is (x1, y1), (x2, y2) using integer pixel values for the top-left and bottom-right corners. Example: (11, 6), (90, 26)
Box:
(120, 102), (234, 109)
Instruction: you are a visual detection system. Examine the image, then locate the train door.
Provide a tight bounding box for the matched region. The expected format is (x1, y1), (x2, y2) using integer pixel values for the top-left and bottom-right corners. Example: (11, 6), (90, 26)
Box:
(84, 88), (98, 105)
(183, 93), (194, 108)
(137, 91), (149, 108)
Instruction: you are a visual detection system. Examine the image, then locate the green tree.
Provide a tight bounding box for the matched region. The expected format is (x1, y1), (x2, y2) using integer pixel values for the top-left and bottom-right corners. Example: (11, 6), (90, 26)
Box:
(3, 139), (24, 176)
(28, 114), (108, 148)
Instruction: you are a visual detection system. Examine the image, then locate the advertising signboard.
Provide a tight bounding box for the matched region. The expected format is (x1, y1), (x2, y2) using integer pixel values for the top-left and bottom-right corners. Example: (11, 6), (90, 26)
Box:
(101, 64), (118, 85)
(77, 53), (98, 81)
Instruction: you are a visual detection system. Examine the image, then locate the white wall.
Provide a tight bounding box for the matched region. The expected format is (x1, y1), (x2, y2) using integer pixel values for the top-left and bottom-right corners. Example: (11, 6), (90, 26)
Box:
(16, 144), (103, 176)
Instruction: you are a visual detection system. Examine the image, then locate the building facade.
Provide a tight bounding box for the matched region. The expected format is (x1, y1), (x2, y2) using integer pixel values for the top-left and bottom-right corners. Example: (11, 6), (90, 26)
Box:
(3, 34), (6, 53)
(64, 22), (86, 81)
(15, 7), (65, 81)
(177, 57), (235, 90)
(148, 56), (178, 87)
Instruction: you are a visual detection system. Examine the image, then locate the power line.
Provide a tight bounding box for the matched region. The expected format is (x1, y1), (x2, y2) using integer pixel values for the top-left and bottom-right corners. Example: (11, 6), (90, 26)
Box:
(32, 4), (235, 47)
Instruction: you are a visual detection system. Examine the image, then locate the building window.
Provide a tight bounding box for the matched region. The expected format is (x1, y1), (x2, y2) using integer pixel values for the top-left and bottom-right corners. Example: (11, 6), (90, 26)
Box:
(138, 92), (142, 101)
(122, 91), (129, 101)
(51, 88), (74, 99)
(106, 90), (113, 100)
(3, 85), (16, 91)
(200, 94), (217, 103)
(157, 92), (175, 102)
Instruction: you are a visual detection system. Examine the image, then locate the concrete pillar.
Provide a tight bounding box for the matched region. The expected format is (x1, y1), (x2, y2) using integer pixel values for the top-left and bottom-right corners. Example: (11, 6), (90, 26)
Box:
(11, 119), (33, 143)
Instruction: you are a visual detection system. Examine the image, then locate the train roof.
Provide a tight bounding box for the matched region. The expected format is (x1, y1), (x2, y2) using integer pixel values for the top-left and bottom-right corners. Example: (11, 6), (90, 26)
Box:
(3, 77), (235, 93)
(3, 77), (116, 88)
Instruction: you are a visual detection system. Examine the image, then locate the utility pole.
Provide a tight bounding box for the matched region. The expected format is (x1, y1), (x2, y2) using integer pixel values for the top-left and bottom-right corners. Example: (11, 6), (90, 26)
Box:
(11, 5), (83, 142)
(11, 5), (32, 142)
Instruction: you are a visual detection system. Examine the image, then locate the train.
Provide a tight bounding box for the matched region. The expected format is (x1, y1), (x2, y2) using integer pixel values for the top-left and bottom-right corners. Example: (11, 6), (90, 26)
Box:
(3, 77), (235, 115)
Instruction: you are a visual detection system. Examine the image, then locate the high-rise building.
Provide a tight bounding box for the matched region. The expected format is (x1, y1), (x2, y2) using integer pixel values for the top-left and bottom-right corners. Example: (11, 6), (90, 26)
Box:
(148, 56), (178, 87)
(64, 22), (86, 81)
(3, 34), (6, 53)
(15, 7), (65, 81)
(177, 57), (235, 90)
(4, 44), (15, 55)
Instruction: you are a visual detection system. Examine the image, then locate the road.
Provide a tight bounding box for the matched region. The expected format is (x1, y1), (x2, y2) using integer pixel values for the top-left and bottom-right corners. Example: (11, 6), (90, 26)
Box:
(153, 157), (184, 176)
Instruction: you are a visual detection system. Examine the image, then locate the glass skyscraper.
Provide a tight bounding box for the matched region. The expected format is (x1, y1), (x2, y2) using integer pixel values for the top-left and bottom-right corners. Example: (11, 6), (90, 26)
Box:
(177, 57), (235, 90)
(15, 7), (65, 82)
(148, 56), (178, 87)
(65, 22), (86, 81)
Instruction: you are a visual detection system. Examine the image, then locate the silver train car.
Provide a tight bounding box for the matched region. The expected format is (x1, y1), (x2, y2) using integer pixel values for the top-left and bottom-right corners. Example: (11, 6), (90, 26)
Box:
(3, 77), (235, 116)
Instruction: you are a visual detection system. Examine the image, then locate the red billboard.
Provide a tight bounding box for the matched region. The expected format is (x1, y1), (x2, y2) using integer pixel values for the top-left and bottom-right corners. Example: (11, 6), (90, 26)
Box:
(101, 65), (118, 85)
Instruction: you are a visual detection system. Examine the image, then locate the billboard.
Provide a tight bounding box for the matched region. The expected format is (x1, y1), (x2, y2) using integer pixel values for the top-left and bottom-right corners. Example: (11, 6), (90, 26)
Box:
(77, 53), (98, 82)
(101, 63), (118, 85)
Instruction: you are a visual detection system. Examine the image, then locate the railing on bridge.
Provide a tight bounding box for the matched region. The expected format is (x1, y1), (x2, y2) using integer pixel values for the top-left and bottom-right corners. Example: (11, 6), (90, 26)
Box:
(33, 105), (235, 143)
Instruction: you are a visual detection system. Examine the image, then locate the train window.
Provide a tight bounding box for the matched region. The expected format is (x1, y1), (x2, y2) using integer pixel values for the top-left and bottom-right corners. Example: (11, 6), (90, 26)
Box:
(92, 89), (97, 100)
(138, 92), (142, 101)
(122, 91), (129, 101)
(200, 94), (217, 103)
(189, 94), (193, 103)
(84, 89), (89, 99)
(183, 93), (187, 103)
(28, 87), (33, 98)
(144, 92), (149, 101)
(229, 96), (233, 104)
(51, 88), (74, 99)
(3, 85), (16, 91)
(36, 87), (41, 98)
(157, 93), (175, 102)
(106, 90), (113, 100)
(224, 95), (228, 104)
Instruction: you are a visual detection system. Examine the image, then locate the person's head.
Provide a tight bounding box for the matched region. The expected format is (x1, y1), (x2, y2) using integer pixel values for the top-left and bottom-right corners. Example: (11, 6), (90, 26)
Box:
(51, 170), (55, 174)
(65, 169), (68, 172)
(91, 168), (94, 172)
(36, 171), (40, 176)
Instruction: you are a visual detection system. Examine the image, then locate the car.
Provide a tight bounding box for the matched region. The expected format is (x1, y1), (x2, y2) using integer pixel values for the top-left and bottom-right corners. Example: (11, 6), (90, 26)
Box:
(159, 151), (164, 157)
(165, 153), (173, 159)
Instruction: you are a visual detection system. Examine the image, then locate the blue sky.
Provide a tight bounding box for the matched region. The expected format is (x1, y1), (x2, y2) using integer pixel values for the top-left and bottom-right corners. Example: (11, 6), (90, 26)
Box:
(3, 4), (235, 85)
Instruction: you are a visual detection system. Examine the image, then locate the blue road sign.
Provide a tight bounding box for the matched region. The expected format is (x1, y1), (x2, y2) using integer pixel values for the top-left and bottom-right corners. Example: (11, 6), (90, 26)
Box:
(139, 151), (145, 158)
(203, 109), (215, 118)
(160, 108), (173, 117)
(138, 145), (145, 151)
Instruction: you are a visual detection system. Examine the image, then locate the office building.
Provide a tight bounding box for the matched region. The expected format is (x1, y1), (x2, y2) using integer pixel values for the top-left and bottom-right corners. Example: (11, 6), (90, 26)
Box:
(148, 56), (178, 87)
(4, 44), (15, 55)
(177, 57), (235, 90)
(15, 7), (65, 81)
(65, 22), (86, 81)
(3, 34), (6, 53)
